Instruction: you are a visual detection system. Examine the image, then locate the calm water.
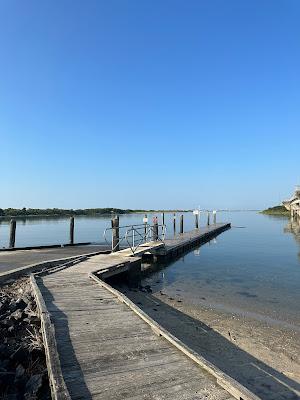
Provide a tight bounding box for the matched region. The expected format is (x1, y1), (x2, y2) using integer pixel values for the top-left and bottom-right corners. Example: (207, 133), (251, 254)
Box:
(139, 212), (300, 328)
(0, 212), (196, 248)
(1, 211), (299, 327)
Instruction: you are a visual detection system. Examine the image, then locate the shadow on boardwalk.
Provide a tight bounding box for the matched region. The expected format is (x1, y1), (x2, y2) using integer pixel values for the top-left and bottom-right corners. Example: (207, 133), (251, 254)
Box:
(38, 281), (93, 399)
(123, 288), (300, 400)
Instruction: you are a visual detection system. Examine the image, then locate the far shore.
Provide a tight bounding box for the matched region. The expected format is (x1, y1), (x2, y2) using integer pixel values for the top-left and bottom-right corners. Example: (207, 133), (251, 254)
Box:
(261, 205), (290, 216)
(0, 209), (262, 219)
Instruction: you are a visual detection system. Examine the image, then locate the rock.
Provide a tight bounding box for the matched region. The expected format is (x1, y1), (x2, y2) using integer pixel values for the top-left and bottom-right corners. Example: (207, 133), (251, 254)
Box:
(24, 374), (43, 398)
(1, 318), (15, 327)
(0, 359), (10, 371)
(16, 298), (27, 310)
(16, 363), (25, 377)
(23, 315), (40, 326)
(8, 326), (15, 334)
(0, 300), (8, 313)
(22, 294), (31, 304)
(0, 343), (11, 358)
(10, 346), (28, 365)
(5, 394), (18, 400)
(0, 371), (15, 387)
(8, 301), (17, 313)
(10, 309), (23, 321)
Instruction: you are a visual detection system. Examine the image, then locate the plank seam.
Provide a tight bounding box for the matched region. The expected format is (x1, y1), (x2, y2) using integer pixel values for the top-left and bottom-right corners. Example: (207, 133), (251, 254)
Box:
(90, 272), (260, 400)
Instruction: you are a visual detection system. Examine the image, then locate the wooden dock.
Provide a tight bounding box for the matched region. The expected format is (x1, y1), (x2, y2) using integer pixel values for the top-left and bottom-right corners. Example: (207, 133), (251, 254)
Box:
(29, 223), (258, 400)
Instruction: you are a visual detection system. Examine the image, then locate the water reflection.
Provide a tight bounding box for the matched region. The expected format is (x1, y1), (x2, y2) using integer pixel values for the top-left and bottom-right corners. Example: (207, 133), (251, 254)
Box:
(284, 217), (300, 260)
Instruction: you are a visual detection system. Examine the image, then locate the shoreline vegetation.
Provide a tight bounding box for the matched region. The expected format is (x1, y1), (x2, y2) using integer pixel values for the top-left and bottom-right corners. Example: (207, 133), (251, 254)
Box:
(261, 205), (290, 216)
(0, 207), (191, 218)
(0, 208), (261, 218)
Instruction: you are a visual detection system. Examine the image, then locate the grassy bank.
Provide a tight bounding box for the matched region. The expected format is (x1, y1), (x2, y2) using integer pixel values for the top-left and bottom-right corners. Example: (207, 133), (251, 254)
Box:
(261, 205), (290, 216)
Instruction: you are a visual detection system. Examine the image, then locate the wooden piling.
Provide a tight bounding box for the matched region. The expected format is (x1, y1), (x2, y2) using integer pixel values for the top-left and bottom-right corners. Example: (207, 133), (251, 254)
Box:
(207, 212), (210, 226)
(173, 213), (176, 234)
(213, 210), (217, 224)
(162, 212), (165, 225)
(111, 216), (120, 252)
(144, 214), (148, 240)
(70, 217), (75, 244)
(9, 219), (16, 248)
(180, 214), (184, 234)
(195, 213), (199, 229)
(153, 217), (159, 241)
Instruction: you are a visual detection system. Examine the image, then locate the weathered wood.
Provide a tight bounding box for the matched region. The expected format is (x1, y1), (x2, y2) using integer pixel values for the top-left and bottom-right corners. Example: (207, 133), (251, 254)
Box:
(180, 214), (184, 234)
(30, 274), (70, 400)
(152, 217), (158, 241)
(9, 219), (16, 248)
(207, 211), (210, 226)
(111, 216), (120, 252)
(144, 214), (148, 240)
(30, 224), (248, 400)
(91, 273), (260, 400)
(195, 213), (199, 229)
(69, 217), (74, 245)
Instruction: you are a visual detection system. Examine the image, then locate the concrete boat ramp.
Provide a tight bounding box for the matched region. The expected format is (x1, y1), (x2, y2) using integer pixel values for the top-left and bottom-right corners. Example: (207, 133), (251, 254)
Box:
(5, 223), (259, 399)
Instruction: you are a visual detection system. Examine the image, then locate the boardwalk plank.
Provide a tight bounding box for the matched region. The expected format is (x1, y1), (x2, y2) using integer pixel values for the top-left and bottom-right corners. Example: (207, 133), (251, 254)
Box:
(34, 225), (240, 400)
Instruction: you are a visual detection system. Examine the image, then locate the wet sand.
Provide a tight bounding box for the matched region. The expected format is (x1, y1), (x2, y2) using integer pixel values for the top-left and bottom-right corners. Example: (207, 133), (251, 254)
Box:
(116, 283), (300, 400)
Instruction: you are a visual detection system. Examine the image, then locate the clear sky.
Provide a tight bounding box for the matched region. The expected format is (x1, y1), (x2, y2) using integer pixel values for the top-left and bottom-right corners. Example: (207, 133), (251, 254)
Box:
(0, 1), (299, 210)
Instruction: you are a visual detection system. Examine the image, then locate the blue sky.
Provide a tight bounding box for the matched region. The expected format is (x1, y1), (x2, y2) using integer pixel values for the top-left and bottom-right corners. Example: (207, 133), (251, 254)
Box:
(0, 1), (299, 210)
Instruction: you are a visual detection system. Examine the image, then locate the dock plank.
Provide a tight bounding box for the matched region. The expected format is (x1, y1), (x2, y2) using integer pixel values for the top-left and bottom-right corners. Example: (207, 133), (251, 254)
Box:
(33, 224), (241, 400)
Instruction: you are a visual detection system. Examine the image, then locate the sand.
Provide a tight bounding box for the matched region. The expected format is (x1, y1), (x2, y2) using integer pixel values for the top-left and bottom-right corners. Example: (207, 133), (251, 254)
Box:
(118, 284), (300, 400)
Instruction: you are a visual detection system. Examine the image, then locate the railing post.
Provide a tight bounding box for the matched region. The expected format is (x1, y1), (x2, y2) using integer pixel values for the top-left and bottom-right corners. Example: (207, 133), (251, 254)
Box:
(9, 219), (16, 248)
(153, 217), (159, 241)
(173, 213), (176, 234)
(207, 211), (210, 226)
(213, 210), (217, 224)
(195, 212), (199, 229)
(143, 214), (148, 241)
(132, 226), (135, 248)
(111, 216), (119, 252)
(180, 214), (184, 234)
(70, 216), (75, 244)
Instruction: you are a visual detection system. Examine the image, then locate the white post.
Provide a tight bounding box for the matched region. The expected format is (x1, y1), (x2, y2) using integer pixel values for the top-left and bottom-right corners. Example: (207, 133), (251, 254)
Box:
(213, 210), (217, 224)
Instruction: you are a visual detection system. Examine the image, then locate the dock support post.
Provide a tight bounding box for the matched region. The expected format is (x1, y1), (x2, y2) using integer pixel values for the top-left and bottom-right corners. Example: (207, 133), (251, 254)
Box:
(111, 216), (120, 252)
(180, 214), (184, 234)
(9, 219), (16, 248)
(213, 210), (217, 224)
(144, 214), (148, 241)
(195, 213), (199, 229)
(173, 213), (176, 234)
(153, 217), (159, 241)
(70, 216), (75, 244)
(162, 212), (165, 225)
(207, 212), (210, 226)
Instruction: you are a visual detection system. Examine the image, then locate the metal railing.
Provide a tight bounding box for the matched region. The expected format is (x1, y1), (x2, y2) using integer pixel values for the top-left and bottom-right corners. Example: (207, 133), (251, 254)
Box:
(104, 223), (166, 254)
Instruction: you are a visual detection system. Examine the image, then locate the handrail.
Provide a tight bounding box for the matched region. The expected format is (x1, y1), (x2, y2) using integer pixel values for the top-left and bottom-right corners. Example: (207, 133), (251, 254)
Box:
(104, 223), (166, 254)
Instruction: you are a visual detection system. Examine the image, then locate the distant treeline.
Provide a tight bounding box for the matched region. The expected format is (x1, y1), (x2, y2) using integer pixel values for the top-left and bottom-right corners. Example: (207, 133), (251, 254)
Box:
(0, 207), (191, 217)
(261, 205), (289, 215)
(0, 208), (150, 217)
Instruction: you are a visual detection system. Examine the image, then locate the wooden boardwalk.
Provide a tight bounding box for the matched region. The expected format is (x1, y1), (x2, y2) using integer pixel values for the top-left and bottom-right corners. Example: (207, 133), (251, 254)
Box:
(35, 255), (236, 400)
(30, 224), (259, 400)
